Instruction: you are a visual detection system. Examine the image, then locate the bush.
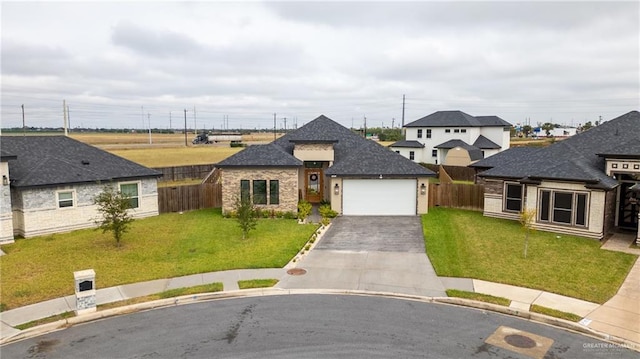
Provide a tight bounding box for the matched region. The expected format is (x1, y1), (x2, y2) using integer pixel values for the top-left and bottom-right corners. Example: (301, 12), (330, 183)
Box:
(283, 211), (297, 219)
(321, 217), (331, 227)
(297, 200), (312, 221)
(319, 204), (338, 218)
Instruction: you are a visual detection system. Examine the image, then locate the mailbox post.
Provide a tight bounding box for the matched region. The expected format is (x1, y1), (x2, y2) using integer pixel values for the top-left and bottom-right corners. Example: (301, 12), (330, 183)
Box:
(74, 269), (96, 315)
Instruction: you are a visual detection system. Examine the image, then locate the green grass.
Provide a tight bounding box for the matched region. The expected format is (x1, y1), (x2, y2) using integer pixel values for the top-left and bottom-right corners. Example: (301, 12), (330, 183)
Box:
(446, 289), (511, 306)
(0, 208), (317, 309)
(238, 279), (279, 289)
(424, 208), (637, 304)
(15, 311), (75, 330)
(530, 304), (582, 322)
(158, 283), (223, 298)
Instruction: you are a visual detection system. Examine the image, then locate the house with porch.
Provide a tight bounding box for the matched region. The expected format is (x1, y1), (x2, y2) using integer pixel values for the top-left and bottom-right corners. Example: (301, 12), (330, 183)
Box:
(390, 110), (511, 166)
(216, 115), (435, 216)
(475, 111), (640, 243)
(0, 136), (161, 241)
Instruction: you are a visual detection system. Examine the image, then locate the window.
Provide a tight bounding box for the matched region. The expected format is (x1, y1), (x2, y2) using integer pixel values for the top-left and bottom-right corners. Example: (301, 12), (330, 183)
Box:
(57, 191), (74, 208)
(461, 129), (467, 133)
(454, 129), (460, 133)
(504, 183), (523, 212)
(253, 180), (267, 205)
(240, 180), (250, 202)
(269, 180), (279, 205)
(409, 151), (415, 160)
(432, 149), (437, 157)
(426, 129), (432, 138)
(538, 190), (588, 227)
(445, 129), (451, 133)
(120, 183), (139, 208)
(417, 129), (423, 138)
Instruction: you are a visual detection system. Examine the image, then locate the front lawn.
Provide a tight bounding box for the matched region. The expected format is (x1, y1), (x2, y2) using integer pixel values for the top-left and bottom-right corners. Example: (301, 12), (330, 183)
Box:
(0, 208), (317, 309)
(423, 208), (637, 304)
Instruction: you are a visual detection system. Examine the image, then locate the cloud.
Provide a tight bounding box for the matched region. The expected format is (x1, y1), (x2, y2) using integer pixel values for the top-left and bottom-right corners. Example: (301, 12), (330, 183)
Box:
(111, 21), (202, 58)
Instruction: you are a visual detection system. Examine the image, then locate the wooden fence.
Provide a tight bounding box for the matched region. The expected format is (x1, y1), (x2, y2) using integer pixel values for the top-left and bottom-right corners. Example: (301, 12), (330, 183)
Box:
(157, 183), (222, 213)
(428, 183), (484, 211)
(422, 164), (476, 182)
(153, 164), (217, 182)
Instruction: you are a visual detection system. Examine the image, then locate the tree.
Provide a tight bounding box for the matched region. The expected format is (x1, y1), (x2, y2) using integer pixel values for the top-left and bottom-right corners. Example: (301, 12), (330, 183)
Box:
(541, 122), (555, 137)
(519, 208), (536, 258)
(234, 195), (257, 239)
(93, 185), (134, 246)
(522, 125), (533, 138)
(582, 121), (593, 131)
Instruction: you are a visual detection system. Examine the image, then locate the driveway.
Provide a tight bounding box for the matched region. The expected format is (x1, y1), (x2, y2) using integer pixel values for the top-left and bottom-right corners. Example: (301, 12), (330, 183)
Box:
(277, 216), (446, 297)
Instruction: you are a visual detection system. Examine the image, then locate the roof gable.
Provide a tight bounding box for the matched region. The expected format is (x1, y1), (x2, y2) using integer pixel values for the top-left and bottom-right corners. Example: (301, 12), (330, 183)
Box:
(1, 136), (160, 188)
(472, 135), (501, 149)
(388, 140), (425, 148)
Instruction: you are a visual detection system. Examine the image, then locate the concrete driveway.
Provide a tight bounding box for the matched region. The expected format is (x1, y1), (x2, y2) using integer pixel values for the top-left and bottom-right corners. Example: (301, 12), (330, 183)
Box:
(277, 216), (446, 297)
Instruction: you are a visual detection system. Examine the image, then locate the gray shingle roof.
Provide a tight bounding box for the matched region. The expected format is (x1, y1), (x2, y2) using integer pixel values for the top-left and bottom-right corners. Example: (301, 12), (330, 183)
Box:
(1, 136), (161, 188)
(218, 115), (435, 177)
(480, 110), (640, 189)
(472, 135), (501, 149)
(596, 139), (640, 159)
(405, 111), (510, 128)
(434, 140), (483, 161)
(325, 140), (434, 177)
(388, 140), (425, 148)
(1, 149), (17, 161)
(216, 143), (302, 167)
(469, 146), (540, 169)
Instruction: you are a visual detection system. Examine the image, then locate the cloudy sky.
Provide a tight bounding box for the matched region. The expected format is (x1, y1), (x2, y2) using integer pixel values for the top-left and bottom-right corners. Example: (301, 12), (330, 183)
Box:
(1, 1), (638, 130)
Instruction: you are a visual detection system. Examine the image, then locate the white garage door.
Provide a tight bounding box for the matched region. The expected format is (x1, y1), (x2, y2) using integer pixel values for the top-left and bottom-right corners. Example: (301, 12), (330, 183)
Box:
(342, 179), (417, 215)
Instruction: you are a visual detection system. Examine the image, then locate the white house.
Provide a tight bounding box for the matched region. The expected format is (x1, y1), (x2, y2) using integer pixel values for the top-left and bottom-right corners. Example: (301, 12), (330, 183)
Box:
(0, 136), (161, 242)
(391, 110), (511, 166)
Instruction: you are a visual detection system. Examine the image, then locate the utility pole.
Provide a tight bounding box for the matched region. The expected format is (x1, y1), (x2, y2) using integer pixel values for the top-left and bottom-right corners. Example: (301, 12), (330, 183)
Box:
(363, 115), (367, 138)
(401, 94), (405, 128)
(392, 118), (395, 129)
(169, 112), (172, 130)
(283, 117), (287, 131)
(63, 100), (68, 136)
(184, 109), (188, 146)
(273, 113), (276, 141)
(21, 104), (25, 136)
(147, 113), (152, 144)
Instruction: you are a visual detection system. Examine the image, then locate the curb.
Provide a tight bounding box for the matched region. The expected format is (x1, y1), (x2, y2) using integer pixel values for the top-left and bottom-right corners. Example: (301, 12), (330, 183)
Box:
(1, 288), (638, 352)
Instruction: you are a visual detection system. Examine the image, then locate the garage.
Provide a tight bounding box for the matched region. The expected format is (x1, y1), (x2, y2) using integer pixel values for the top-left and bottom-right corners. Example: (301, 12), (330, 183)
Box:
(342, 179), (417, 215)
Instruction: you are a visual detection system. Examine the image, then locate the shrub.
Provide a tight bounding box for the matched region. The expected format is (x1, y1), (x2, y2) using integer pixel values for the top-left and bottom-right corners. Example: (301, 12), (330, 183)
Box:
(283, 211), (296, 219)
(319, 204), (338, 218)
(297, 200), (312, 221)
(321, 217), (331, 227)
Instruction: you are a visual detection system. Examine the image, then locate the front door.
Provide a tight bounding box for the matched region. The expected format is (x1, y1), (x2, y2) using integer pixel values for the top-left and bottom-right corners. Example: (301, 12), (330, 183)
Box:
(305, 168), (323, 203)
(618, 182), (639, 229)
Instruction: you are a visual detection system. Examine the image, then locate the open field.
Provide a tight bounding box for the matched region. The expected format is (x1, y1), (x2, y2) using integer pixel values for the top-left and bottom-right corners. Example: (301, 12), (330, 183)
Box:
(423, 208), (637, 304)
(109, 146), (242, 167)
(0, 208), (317, 309)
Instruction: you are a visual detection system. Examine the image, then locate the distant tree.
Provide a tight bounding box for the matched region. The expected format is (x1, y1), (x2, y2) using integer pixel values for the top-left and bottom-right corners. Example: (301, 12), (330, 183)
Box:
(93, 185), (134, 246)
(234, 195), (258, 239)
(522, 125), (533, 138)
(541, 122), (555, 137)
(519, 209), (537, 258)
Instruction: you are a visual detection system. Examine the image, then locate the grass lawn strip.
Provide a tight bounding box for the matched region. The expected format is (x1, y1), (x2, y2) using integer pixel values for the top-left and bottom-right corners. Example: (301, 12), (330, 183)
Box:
(530, 304), (582, 322)
(446, 289), (511, 306)
(238, 279), (279, 289)
(0, 208), (317, 309)
(424, 208), (637, 304)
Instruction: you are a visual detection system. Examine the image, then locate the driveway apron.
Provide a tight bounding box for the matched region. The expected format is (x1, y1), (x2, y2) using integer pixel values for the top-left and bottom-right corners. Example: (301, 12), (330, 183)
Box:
(277, 216), (446, 297)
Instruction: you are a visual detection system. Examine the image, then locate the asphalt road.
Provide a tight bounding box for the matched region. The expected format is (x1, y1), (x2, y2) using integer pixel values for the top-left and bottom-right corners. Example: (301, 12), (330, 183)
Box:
(2, 294), (636, 358)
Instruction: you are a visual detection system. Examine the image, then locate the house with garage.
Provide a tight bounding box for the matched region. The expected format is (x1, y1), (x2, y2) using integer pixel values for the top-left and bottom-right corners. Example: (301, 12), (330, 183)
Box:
(216, 115), (435, 216)
(390, 110), (511, 166)
(0, 136), (161, 242)
(475, 110), (640, 242)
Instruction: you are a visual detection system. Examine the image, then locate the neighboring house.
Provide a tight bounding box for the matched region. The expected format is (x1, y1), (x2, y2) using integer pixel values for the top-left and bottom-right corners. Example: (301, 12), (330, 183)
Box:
(1, 150), (17, 242)
(475, 111), (640, 241)
(390, 110), (511, 166)
(0, 136), (162, 241)
(216, 115), (435, 216)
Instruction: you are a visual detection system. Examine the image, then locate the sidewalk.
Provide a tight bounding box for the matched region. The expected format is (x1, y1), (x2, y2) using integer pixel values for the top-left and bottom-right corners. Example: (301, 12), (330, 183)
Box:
(1, 254), (639, 346)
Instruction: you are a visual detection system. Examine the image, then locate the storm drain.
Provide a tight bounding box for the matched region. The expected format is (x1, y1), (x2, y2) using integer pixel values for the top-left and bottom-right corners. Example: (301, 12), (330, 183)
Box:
(504, 334), (537, 349)
(485, 326), (554, 359)
(287, 268), (307, 276)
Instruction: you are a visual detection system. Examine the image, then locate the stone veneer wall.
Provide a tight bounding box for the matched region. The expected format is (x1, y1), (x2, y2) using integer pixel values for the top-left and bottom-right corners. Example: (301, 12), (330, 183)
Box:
(12, 178), (159, 238)
(221, 167), (299, 214)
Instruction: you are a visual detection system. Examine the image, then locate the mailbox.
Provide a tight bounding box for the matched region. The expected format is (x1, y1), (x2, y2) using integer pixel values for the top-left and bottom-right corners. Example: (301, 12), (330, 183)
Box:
(74, 269), (96, 315)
